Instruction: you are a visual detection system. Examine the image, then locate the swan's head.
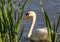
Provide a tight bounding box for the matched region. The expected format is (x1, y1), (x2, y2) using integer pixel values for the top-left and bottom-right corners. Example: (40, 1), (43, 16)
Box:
(24, 11), (36, 19)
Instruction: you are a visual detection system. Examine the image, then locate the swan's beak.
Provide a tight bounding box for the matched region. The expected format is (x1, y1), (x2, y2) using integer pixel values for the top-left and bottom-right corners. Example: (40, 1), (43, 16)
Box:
(24, 13), (29, 19)
(24, 15), (29, 19)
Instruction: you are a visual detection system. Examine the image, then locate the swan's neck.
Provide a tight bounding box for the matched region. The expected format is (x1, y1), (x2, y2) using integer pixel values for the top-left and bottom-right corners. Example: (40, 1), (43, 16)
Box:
(28, 14), (36, 38)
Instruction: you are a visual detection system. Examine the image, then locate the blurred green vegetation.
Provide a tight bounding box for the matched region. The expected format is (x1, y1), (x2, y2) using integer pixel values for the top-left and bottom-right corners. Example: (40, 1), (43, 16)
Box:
(0, 0), (28, 42)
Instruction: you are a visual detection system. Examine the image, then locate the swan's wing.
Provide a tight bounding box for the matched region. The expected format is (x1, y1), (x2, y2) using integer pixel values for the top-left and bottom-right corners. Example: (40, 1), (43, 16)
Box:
(29, 28), (48, 41)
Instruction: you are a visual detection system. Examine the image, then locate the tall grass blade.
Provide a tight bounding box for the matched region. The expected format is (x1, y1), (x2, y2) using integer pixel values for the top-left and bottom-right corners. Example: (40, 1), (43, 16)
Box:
(40, 0), (52, 42)
(0, 0), (28, 42)
(20, 0), (29, 20)
(56, 16), (60, 32)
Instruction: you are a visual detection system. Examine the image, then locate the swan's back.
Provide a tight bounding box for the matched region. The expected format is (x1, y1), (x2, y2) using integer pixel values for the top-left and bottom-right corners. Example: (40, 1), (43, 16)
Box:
(36, 28), (47, 34)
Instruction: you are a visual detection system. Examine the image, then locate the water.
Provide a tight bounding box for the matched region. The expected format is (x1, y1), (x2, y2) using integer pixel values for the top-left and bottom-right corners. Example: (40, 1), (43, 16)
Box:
(21, 0), (60, 29)
(20, 0), (60, 34)
(19, 0), (60, 42)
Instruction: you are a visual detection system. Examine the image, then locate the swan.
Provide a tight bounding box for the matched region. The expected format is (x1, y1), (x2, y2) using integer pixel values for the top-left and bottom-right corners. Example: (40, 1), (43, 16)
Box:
(24, 11), (49, 42)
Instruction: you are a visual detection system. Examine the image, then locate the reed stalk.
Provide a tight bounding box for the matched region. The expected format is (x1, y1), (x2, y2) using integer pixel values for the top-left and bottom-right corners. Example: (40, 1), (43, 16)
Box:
(0, 0), (28, 42)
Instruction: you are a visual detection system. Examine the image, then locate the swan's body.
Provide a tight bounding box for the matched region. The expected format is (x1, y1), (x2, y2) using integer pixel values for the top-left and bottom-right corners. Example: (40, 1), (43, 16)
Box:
(24, 11), (48, 42)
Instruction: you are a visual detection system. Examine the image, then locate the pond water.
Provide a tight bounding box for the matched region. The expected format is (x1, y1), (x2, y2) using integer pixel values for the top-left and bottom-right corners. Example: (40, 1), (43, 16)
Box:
(19, 0), (60, 42)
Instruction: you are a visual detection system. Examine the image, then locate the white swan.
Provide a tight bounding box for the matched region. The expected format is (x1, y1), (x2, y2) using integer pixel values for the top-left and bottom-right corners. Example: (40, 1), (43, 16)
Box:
(24, 11), (49, 42)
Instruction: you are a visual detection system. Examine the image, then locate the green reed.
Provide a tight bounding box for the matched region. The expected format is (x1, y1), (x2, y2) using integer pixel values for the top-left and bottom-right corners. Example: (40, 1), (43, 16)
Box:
(40, 0), (60, 42)
(0, 0), (28, 42)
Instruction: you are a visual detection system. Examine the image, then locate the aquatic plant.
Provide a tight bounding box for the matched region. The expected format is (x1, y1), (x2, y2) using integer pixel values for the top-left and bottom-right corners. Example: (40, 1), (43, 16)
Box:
(0, 0), (28, 42)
